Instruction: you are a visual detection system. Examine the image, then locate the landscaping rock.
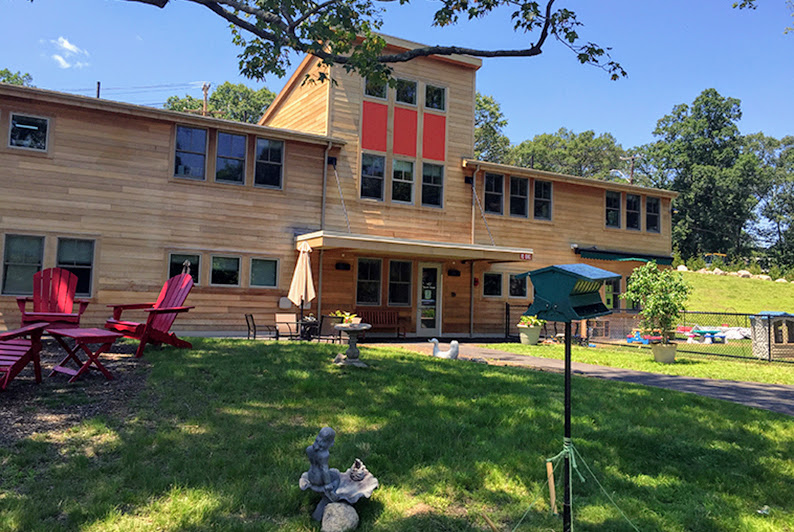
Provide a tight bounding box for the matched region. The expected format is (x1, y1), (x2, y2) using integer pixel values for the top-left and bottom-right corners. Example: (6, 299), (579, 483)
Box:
(322, 502), (359, 532)
(728, 271), (740, 276)
(712, 268), (725, 275)
(677, 265), (688, 271)
(758, 274), (772, 281)
(697, 268), (710, 274)
(775, 278), (788, 283)
(737, 270), (752, 278)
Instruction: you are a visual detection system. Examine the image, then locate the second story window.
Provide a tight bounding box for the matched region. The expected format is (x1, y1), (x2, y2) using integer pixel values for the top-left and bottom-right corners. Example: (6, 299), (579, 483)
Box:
(606, 190), (622, 228)
(395, 79), (417, 105)
(626, 194), (641, 230)
(425, 84), (446, 111)
(364, 78), (387, 99)
(216, 132), (246, 184)
(392, 160), (414, 203)
(646, 197), (661, 233)
(534, 180), (552, 220)
(484, 173), (504, 214)
(174, 125), (207, 180)
(510, 177), (528, 217)
(9, 113), (49, 151)
(255, 138), (283, 188)
(421, 163), (444, 207)
(361, 154), (385, 200)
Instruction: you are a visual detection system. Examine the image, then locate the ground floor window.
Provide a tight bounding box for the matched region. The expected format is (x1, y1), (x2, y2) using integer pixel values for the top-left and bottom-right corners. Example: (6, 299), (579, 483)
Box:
(388, 260), (412, 306)
(509, 274), (527, 298)
(2, 234), (44, 295)
(604, 277), (621, 310)
(56, 238), (95, 296)
(251, 258), (278, 288)
(483, 272), (502, 297)
(211, 256), (240, 286)
(169, 253), (201, 284)
(357, 258), (382, 305)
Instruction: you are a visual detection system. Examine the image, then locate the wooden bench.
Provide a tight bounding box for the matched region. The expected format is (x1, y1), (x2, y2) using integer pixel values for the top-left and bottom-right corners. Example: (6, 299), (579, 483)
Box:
(355, 309), (405, 338)
(0, 323), (47, 391)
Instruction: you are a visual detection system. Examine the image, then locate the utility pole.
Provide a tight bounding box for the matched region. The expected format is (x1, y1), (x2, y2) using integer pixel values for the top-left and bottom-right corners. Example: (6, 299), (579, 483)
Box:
(202, 83), (211, 116)
(619, 154), (642, 184)
(96, 81), (101, 98)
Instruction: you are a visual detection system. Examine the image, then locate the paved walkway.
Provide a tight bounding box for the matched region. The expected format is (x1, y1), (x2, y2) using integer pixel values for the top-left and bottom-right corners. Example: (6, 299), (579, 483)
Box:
(378, 342), (794, 417)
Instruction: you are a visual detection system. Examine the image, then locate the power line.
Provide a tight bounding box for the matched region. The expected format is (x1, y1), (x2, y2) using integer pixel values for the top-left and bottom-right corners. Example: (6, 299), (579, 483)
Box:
(57, 82), (203, 93)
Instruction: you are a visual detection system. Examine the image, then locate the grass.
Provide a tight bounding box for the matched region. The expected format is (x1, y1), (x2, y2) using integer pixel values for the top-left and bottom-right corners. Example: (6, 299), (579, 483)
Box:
(484, 342), (794, 385)
(2, 338), (793, 531)
(684, 271), (794, 313)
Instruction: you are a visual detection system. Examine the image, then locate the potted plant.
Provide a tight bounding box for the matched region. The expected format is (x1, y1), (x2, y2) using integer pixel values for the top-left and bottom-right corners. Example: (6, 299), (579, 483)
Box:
(517, 314), (546, 345)
(621, 261), (691, 363)
(330, 310), (358, 324)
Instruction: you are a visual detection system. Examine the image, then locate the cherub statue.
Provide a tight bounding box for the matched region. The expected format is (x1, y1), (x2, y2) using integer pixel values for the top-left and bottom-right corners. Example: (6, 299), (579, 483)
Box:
(305, 426), (341, 501)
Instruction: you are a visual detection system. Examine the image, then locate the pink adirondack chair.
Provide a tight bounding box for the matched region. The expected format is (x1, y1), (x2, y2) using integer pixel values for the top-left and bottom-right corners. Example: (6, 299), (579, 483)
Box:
(104, 273), (195, 358)
(17, 268), (89, 328)
(0, 322), (47, 391)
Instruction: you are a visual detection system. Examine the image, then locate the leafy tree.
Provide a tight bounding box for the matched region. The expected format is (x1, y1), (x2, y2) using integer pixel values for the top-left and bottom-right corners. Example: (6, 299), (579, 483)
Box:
(622, 261), (691, 342)
(508, 127), (626, 180)
(752, 135), (794, 264)
(164, 82), (275, 123)
(474, 93), (510, 163)
(0, 69), (33, 86)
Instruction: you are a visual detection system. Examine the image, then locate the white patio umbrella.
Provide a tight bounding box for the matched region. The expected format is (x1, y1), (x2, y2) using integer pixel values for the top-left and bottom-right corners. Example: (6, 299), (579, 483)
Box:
(288, 241), (316, 324)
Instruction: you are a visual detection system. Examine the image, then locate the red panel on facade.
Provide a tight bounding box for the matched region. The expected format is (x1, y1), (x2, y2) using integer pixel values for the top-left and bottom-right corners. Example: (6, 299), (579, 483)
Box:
(393, 107), (417, 157)
(422, 113), (446, 161)
(361, 101), (388, 152)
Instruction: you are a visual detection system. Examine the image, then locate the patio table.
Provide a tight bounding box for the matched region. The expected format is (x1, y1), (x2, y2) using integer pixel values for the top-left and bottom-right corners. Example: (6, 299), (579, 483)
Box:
(47, 327), (123, 383)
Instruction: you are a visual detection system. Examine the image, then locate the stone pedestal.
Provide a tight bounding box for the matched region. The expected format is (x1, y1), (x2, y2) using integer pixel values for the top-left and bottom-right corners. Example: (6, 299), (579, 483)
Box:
(334, 323), (372, 366)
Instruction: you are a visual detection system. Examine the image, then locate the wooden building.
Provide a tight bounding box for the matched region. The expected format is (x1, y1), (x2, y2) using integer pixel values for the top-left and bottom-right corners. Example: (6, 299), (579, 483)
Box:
(0, 35), (677, 337)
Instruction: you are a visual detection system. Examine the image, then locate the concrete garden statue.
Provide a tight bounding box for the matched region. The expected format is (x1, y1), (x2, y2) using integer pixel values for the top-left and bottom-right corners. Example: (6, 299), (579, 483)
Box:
(622, 261), (691, 363)
(517, 314), (545, 345)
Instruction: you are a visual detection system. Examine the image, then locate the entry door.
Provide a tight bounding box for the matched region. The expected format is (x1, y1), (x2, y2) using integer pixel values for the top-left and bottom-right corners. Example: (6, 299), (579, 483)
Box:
(417, 263), (442, 337)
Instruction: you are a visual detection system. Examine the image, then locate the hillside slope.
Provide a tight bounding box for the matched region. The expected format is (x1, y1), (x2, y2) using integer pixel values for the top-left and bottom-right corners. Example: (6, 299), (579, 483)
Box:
(683, 271), (794, 313)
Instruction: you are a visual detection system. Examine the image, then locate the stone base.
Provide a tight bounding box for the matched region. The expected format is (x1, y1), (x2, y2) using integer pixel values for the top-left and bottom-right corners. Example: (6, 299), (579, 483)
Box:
(334, 354), (368, 367)
(322, 502), (359, 532)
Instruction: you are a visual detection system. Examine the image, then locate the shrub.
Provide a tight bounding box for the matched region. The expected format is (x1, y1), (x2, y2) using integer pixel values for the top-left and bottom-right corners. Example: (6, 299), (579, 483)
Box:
(622, 262), (691, 344)
(518, 315), (546, 327)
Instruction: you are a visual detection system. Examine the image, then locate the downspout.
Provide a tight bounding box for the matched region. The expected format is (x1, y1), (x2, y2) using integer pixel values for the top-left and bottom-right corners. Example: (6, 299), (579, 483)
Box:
(471, 165), (480, 245)
(319, 141), (332, 317)
(469, 165), (480, 337)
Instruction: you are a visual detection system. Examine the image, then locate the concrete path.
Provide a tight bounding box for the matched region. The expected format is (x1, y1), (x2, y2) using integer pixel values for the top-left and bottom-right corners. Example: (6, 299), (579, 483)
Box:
(378, 342), (794, 417)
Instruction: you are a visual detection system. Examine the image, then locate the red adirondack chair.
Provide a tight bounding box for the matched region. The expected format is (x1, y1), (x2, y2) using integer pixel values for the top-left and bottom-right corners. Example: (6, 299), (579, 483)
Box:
(0, 322), (47, 391)
(104, 273), (195, 358)
(17, 268), (89, 328)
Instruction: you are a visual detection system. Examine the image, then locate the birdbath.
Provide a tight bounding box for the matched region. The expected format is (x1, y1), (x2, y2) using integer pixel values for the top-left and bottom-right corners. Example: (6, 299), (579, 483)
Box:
(334, 322), (372, 367)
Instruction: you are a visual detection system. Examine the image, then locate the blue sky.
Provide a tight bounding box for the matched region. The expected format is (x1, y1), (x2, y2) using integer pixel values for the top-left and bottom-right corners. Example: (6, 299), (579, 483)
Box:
(2, 0), (792, 152)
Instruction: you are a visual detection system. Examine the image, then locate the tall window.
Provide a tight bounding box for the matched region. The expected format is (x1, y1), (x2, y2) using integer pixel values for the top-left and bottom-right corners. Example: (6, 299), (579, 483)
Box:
(216, 132), (246, 184)
(364, 78), (387, 99)
(646, 197), (661, 233)
(392, 160), (414, 203)
(483, 272), (502, 297)
(169, 253), (201, 284)
(425, 85), (446, 111)
(250, 258), (278, 288)
(395, 79), (417, 105)
(626, 194), (641, 230)
(534, 180), (552, 220)
(254, 138), (283, 188)
(357, 258), (381, 305)
(174, 125), (207, 179)
(484, 173), (504, 214)
(57, 238), (95, 296)
(606, 191), (621, 228)
(421, 163), (444, 207)
(9, 114), (49, 151)
(510, 177), (528, 217)
(388, 260), (412, 306)
(211, 256), (240, 286)
(509, 274), (527, 298)
(2, 234), (43, 295)
(361, 154), (385, 200)
(604, 278), (621, 310)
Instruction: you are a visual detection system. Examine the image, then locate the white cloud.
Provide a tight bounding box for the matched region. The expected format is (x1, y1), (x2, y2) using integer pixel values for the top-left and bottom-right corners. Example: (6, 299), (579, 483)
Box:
(52, 54), (70, 69)
(52, 36), (88, 57)
(48, 36), (90, 69)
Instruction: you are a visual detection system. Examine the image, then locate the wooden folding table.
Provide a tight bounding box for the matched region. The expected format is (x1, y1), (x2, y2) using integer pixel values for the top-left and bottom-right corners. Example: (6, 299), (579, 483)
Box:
(47, 327), (123, 383)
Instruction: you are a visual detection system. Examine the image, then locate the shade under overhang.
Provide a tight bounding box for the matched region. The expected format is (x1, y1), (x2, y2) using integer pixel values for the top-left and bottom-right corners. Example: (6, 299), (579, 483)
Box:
(574, 246), (673, 265)
(296, 230), (534, 263)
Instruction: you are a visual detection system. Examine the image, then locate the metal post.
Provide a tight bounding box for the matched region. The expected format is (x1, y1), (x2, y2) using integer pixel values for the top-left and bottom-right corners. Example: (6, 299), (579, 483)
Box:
(563, 321), (572, 532)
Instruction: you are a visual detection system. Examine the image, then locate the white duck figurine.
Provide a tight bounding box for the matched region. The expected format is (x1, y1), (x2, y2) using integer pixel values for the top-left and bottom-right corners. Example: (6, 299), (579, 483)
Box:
(428, 338), (459, 360)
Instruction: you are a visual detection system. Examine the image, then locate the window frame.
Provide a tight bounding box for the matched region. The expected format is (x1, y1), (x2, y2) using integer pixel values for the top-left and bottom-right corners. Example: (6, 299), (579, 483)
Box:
(482, 272), (503, 298)
(168, 252), (201, 285)
(533, 179), (553, 221)
(250, 257), (279, 288)
(254, 137), (284, 189)
(215, 131), (247, 185)
(626, 193), (642, 231)
(484, 173), (504, 215)
(646, 197), (661, 233)
(391, 158), (415, 204)
(56, 237), (95, 297)
(508, 273), (528, 298)
(174, 124), (208, 180)
(209, 255), (241, 287)
(8, 112), (50, 153)
(395, 78), (418, 106)
(364, 77), (387, 100)
(421, 162), (444, 208)
(425, 84), (447, 112)
(387, 260), (412, 307)
(1, 234), (44, 295)
(605, 190), (622, 228)
(356, 257), (382, 306)
(361, 153), (385, 201)
(509, 176), (529, 218)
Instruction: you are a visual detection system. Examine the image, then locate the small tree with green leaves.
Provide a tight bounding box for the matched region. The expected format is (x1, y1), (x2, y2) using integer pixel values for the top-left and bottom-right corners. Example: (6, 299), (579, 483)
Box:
(622, 261), (691, 344)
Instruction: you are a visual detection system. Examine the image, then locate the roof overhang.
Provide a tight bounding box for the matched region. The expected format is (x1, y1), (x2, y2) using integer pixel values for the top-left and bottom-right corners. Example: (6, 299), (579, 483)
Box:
(574, 246), (673, 265)
(296, 230), (533, 263)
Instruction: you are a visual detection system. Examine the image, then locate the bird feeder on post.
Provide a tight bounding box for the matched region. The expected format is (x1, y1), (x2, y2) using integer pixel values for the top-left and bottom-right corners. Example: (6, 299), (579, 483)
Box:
(522, 264), (620, 532)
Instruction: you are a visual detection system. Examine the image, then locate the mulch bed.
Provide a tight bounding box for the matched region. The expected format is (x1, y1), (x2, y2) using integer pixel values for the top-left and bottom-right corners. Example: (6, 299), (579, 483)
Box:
(0, 339), (150, 447)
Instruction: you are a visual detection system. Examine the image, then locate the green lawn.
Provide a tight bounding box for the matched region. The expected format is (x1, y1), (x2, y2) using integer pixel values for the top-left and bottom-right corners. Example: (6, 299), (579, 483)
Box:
(484, 342), (794, 385)
(684, 271), (794, 313)
(2, 339), (793, 531)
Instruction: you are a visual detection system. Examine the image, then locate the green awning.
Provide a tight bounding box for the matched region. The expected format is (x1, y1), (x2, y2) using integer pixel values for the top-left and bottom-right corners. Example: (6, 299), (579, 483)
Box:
(575, 247), (673, 265)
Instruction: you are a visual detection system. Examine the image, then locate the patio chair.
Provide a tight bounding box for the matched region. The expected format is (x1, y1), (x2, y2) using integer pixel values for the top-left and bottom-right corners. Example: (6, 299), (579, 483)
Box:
(244, 314), (277, 340)
(315, 315), (343, 344)
(17, 267), (89, 328)
(0, 322), (47, 391)
(275, 313), (300, 340)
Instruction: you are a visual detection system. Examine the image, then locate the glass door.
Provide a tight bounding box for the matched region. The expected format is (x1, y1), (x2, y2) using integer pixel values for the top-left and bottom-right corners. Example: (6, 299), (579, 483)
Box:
(417, 263), (442, 337)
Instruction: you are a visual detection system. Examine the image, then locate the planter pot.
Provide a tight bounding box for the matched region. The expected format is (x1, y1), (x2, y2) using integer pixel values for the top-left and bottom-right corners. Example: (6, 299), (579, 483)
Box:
(651, 343), (677, 364)
(518, 325), (541, 345)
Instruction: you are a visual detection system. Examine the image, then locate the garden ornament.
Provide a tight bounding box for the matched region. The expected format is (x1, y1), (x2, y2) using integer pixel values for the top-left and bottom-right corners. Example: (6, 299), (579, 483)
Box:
(428, 338), (459, 359)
